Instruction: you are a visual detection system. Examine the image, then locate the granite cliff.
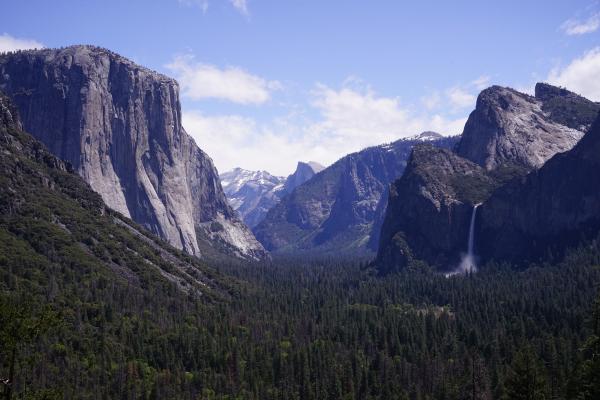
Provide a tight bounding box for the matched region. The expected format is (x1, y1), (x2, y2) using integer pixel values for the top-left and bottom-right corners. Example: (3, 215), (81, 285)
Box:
(0, 45), (266, 260)
(374, 145), (501, 274)
(0, 91), (225, 296)
(456, 84), (597, 170)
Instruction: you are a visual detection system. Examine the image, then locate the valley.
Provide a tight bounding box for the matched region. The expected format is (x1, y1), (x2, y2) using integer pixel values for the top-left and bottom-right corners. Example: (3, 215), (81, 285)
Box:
(2, 4), (600, 398)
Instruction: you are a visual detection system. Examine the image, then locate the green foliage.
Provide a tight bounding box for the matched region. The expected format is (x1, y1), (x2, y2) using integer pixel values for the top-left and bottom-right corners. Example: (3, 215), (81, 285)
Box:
(451, 162), (527, 204)
(504, 345), (549, 399)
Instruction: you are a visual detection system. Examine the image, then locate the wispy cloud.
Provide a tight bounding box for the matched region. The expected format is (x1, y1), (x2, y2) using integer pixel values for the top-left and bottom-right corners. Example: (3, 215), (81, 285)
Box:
(421, 91), (441, 110)
(178, 0), (209, 13)
(178, 0), (248, 16)
(0, 33), (43, 53)
(547, 47), (600, 101)
(421, 76), (488, 113)
(166, 54), (280, 104)
(471, 75), (491, 90)
(561, 12), (600, 35)
(229, 0), (249, 16)
(183, 80), (468, 175)
(446, 86), (476, 110)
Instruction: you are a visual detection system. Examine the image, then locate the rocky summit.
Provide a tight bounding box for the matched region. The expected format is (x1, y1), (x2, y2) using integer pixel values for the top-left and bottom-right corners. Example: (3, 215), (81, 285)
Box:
(456, 84), (597, 170)
(0, 45), (267, 260)
(254, 134), (459, 256)
(282, 161), (325, 194)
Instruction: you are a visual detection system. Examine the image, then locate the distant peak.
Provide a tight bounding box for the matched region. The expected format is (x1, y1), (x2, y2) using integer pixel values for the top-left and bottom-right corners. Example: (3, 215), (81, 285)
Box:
(303, 161), (325, 173)
(415, 131), (443, 141)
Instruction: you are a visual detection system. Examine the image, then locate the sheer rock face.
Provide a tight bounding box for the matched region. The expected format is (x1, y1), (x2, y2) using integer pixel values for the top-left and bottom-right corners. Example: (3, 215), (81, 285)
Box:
(456, 84), (595, 171)
(0, 45), (267, 260)
(375, 145), (496, 274)
(254, 134), (459, 256)
(477, 112), (600, 265)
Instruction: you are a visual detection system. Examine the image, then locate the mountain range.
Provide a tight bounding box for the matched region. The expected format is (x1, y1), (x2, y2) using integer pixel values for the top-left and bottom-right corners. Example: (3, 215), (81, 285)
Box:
(3, 42), (600, 399)
(2, 44), (600, 273)
(220, 161), (324, 228)
(253, 132), (459, 256)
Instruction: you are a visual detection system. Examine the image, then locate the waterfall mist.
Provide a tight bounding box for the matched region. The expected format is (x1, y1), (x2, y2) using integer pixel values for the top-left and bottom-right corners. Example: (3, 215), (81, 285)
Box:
(447, 203), (481, 276)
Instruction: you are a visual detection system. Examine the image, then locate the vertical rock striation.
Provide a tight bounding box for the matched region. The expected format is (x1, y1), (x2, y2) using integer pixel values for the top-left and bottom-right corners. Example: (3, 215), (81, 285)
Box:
(0, 45), (267, 260)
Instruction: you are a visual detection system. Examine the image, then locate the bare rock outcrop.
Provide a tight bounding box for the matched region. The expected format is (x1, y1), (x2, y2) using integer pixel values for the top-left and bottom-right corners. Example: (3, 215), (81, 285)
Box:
(456, 84), (596, 170)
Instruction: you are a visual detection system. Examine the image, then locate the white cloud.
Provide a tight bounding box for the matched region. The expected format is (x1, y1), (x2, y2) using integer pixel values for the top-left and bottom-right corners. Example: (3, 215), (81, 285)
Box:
(178, 0), (209, 13)
(178, 0), (249, 16)
(183, 82), (467, 175)
(446, 86), (476, 110)
(421, 91), (441, 110)
(0, 33), (43, 53)
(561, 12), (600, 35)
(547, 47), (600, 101)
(421, 77), (486, 114)
(229, 0), (249, 16)
(167, 55), (280, 104)
(471, 75), (491, 90)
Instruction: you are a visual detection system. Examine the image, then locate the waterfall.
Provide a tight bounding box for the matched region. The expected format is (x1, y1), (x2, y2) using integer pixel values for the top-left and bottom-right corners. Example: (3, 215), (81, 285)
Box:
(467, 203), (480, 257)
(448, 203), (481, 276)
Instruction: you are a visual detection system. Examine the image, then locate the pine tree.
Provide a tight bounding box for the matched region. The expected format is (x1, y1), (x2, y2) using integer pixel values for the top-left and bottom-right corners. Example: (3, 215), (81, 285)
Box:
(569, 293), (600, 399)
(504, 345), (549, 400)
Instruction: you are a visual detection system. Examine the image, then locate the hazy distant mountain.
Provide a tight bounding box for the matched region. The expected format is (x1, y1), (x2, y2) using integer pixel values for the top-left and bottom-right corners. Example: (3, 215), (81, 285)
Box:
(282, 161), (325, 194)
(254, 133), (459, 257)
(0, 45), (267, 260)
(220, 161), (324, 228)
(220, 168), (286, 229)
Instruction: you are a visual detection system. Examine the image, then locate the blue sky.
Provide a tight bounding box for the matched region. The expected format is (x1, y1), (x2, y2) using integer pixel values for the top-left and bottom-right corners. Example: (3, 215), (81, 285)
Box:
(2, 0), (600, 174)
